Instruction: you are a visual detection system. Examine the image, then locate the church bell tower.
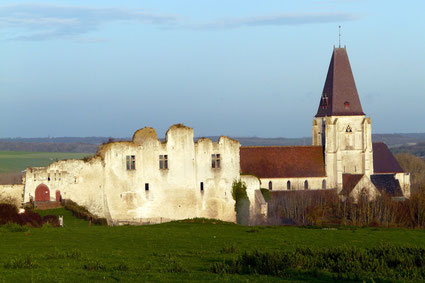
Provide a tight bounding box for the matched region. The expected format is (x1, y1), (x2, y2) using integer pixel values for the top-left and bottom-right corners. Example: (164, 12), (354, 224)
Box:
(312, 47), (374, 191)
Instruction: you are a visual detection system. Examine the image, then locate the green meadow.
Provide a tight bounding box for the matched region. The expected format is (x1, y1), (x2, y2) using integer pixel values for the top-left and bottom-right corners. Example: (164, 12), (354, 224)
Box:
(1, 208), (425, 282)
(0, 151), (90, 173)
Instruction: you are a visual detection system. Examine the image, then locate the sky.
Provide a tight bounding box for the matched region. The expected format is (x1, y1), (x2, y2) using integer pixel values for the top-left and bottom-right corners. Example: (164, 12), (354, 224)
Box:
(0, 0), (424, 138)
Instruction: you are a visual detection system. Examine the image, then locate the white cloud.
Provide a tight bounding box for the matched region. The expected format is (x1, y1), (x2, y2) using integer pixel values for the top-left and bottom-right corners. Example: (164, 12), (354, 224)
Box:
(198, 12), (359, 29)
(0, 4), (180, 41)
(0, 4), (360, 41)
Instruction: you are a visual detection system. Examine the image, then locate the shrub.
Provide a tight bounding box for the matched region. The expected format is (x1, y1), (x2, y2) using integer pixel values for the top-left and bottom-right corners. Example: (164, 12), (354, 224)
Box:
(0, 203), (19, 225)
(63, 200), (107, 226)
(232, 180), (250, 225)
(160, 254), (187, 273)
(83, 260), (107, 271)
(0, 222), (29, 232)
(43, 215), (60, 227)
(220, 243), (239, 254)
(16, 211), (37, 227)
(18, 210), (43, 228)
(4, 255), (38, 269)
(260, 188), (271, 202)
(210, 245), (425, 281)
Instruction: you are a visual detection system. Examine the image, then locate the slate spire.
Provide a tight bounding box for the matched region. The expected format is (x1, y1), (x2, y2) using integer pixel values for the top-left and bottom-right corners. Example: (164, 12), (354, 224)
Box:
(316, 47), (365, 117)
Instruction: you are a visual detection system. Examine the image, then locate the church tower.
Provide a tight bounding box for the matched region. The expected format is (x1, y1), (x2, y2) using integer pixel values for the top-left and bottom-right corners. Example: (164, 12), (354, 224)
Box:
(312, 47), (374, 191)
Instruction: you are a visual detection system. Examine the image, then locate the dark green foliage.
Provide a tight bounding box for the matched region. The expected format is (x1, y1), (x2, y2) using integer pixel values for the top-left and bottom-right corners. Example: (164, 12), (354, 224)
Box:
(17, 210), (43, 227)
(0, 222), (29, 232)
(4, 255), (38, 269)
(210, 245), (425, 281)
(232, 179), (250, 225)
(0, 203), (19, 225)
(83, 260), (107, 271)
(260, 188), (271, 202)
(42, 215), (60, 227)
(160, 254), (187, 273)
(220, 243), (239, 254)
(63, 199), (107, 225)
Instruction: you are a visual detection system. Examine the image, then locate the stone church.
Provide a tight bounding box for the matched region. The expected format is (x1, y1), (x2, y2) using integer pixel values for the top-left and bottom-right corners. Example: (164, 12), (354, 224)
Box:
(240, 47), (410, 202)
(0, 46), (410, 224)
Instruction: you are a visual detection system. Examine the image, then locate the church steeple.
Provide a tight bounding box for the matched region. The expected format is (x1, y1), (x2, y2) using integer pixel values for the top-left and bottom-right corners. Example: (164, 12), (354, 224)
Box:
(316, 47), (365, 117)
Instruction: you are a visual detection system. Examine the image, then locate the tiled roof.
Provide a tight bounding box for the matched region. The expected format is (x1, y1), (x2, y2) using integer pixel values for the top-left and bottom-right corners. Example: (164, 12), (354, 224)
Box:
(240, 146), (326, 178)
(370, 174), (403, 197)
(340, 174), (363, 196)
(316, 47), (365, 117)
(373, 143), (404, 173)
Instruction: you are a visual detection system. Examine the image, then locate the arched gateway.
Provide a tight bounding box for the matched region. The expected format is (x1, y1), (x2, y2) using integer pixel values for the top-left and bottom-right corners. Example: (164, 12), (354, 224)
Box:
(35, 184), (50, 201)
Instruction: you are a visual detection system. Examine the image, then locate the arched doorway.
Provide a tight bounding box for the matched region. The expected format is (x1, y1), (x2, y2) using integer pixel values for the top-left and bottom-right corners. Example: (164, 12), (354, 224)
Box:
(35, 184), (50, 201)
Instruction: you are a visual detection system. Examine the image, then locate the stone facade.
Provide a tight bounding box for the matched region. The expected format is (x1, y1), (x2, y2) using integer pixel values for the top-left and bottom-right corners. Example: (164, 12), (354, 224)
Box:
(21, 124), (265, 225)
(0, 184), (24, 208)
(312, 115), (374, 192)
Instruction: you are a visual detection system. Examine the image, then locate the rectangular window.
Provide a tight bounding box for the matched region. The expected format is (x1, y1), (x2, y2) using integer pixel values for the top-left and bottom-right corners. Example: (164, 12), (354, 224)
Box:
(145, 183), (149, 191)
(211, 154), (221, 169)
(159, 155), (168, 169)
(126, 155), (136, 170)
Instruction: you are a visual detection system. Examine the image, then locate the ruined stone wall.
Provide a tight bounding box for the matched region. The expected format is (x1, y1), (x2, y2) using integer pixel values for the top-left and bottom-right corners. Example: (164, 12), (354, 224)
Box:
(395, 172), (411, 198)
(102, 125), (239, 224)
(24, 159), (106, 218)
(0, 184), (24, 207)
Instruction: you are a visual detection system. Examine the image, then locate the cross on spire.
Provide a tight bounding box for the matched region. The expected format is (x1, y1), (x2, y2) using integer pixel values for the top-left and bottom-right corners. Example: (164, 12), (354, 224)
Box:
(339, 25), (341, 48)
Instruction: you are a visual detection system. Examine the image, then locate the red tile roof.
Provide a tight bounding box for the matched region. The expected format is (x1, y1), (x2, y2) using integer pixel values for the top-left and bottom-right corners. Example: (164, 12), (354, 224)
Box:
(240, 146), (326, 178)
(340, 174), (363, 195)
(373, 143), (404, 173)
(316, 47), (365, 117)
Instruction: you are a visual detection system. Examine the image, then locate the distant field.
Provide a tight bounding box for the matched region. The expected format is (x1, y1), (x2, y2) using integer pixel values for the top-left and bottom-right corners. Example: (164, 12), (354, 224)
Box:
(0, 151), (91, 173)
(1, 208), (425, 281)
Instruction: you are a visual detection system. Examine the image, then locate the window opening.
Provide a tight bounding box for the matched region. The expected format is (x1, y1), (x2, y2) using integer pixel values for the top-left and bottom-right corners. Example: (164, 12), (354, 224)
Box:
(287, 181), (291, 190)
(126, 155), (136, 170)
(159, 155), (168, 169)
(268, 181), (273, 190)
(145, 183), (149, 191)
(304, 180), (309, 190)
(346, 125), (352, 133)
(344, 101), (350, 109)
(200, 182), (204, 191)
(211, 154), (221, 169)
(48, 173), (51, 181)
(322, 179), (326, 189)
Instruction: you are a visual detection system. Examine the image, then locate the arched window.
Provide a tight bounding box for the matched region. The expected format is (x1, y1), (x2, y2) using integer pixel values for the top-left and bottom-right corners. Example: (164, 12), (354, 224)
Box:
(322, 179), (326, 189)
(268, 181), (272, 190)
(304, 180), (309, 190)
(287, 181), (291, 190)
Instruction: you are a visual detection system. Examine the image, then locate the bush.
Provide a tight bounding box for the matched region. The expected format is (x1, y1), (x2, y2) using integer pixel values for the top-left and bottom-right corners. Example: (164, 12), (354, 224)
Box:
(0, 203), (19, 225)
(260, 188), (271, 202)
(63, 200), (107, 226)
(18, 210), (43, 228)
(4, 255), (38, 269)
(210, 245), (425, 281)
(0, 222), (29, 232)
(43, 215), (60, 227)
(232, 180), (250, 225)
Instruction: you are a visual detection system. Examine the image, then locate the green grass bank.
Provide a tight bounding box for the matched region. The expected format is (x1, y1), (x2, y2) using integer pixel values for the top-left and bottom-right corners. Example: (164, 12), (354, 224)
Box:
(1, 208), (425, 282)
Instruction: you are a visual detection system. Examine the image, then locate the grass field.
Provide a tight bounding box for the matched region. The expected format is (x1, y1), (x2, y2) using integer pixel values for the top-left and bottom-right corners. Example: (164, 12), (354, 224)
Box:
(0, 151), (91, 173)
(1, 208), (425, 282)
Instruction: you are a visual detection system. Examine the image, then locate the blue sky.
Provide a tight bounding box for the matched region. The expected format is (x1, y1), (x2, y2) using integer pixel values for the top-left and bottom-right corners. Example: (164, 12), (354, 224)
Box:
(0, 0), (424, 138)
